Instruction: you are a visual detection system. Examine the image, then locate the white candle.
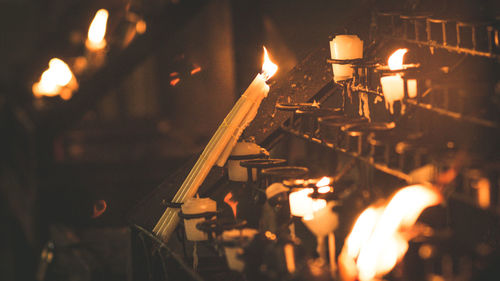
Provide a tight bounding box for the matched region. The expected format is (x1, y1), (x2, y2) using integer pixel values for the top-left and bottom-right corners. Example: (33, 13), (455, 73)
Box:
(329, 35), (363, 82)
(289, 188), (326, 219)
(407, 79), (417, 98)
(227, 142), (265, 182)
(153, 47), (278, 241)
(181, 197), (216, 241)
(380, 75), (404, 114)
(266, 182), (289, 199)
(222, 228), (258, 272)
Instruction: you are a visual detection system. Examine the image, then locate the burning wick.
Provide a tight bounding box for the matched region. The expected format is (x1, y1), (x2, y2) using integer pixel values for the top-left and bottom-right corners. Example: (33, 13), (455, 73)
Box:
(339, 184), (442, 281)
(86, 9), (109, 51)
(380, 48), (417, 114)
(224, 192), (238, 218)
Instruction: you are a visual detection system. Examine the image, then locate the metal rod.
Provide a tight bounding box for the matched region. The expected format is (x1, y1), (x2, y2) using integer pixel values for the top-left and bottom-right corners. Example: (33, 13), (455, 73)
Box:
(406, 99), (499, 129)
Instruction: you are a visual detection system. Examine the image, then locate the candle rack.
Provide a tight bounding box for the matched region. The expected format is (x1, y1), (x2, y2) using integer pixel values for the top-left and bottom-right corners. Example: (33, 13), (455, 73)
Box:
(377, 12), (500, 60)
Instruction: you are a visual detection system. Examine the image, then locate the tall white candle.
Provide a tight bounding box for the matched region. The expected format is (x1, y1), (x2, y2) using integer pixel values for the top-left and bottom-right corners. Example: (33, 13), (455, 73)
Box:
(330, 35), (363, 82)
(153, 47), (278, 241)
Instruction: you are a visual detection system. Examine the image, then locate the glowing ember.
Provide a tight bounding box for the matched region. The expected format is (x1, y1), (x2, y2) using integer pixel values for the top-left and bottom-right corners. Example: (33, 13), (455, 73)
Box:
(32, 58), (78, 98)
(224, 192), (238, 218)
(388, 48), (408, 71)
(135, 19), (147, 34)
(262, 46), (278, 80)
(341, 184), (442, 281)
(170, 78), (180, 86)
(86, 9), (109, 51)
(190, 66), (202, 75)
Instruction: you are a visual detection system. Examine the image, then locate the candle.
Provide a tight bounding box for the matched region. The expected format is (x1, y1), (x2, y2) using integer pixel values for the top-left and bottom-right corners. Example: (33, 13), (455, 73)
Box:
(303, 201), (338, 263)
(153, 47), (278, 241)
(380, 49), (418, 114)
(181, 197), (216, 241)
(265, 182), (289, 200)
(227, 142), (266, 182)
(329, 35), (363, 82)
(222, 228), (258, 272)
(32, 58), (78, 100)
(289, 188), (326, 219)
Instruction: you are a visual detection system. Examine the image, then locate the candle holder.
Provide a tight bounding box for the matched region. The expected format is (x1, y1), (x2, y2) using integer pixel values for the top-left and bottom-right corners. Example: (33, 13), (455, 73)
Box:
(341, 122), (395, 155)
(221, 228), (259, 272)
(227, 141), (268, 182)
(394, 133), (429, 173)
(318, 116), (367, 146)
(295, 107), (343, 137)
(329, 34), (364, 82)
(178, 197), (217, 241)
(239, 159), (287, 205)
(276, 102), (320, 129)
(261, 166), (310, 189)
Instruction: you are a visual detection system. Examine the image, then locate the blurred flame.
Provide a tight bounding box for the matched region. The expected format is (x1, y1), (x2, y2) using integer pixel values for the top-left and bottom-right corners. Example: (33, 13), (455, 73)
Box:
(190, 66), (202, 75)
(92, 200), (107, 218)
(316, 176), (332, 187)
(135, 19), (147, 34)
(224, 192), (238, 218)
(262, 46), (278, 80)
(388, 48), (408, 70)
(86, 9), (109, 50)
(170, 78), (180, 86)
(342, 185), (441, 281)
(32, 58), (78, 98)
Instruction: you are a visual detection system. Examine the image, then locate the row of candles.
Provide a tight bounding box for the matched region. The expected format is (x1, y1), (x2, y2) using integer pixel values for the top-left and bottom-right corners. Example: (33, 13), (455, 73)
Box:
(32, 8), (146, 100)
(329, 35), (418, 114)
(174, 140), (443, 281)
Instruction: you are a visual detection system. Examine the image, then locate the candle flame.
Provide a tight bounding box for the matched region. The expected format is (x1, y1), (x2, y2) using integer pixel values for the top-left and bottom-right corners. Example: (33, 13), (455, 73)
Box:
(224, 192), (238, 218)
(388, 48), (408, 71)
(32, 58), (78, 98)
(342, 184), (441, 281)
(316, 176), (332, 187)
(262, 46), (278, 80)
(86, 9), (109, 51)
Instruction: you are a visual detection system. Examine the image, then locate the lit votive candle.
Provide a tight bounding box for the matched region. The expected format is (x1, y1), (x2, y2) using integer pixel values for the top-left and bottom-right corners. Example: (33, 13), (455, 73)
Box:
(289, 188), (326, 219)
(329, 35), (363, 82)
(181, 197), (217, 241)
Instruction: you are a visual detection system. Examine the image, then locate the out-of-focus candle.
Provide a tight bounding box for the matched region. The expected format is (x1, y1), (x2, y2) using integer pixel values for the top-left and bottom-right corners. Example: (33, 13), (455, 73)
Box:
(289, 188), (326, 219)
(266, 182), (289, 199)
(329, 35), (363, 82)
(222, 228), (258, 272)
(302, 201), (338, 237)
(181, 197), (216, 241)
(86, 9), (109, 51)
(227, 142), (265, 182)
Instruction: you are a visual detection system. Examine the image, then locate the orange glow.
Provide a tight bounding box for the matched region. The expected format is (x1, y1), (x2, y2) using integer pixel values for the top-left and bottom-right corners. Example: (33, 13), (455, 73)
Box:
(388, 48), (408, 71)
(262, 46), (278, 80)
(32, 58), (78, 98)
(190, 66), (202, 75)
(92, 200), (107, 218)
(86, 9), (109, 51)
(224, 192), (238, 218)
(170, 78), (180, 86)
(135, 19), (147, 34)
(342, 185), (442, 281)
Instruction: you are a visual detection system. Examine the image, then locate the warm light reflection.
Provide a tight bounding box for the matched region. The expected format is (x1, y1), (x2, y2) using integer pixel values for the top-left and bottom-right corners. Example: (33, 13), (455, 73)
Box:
(86, 9), (109, 51)
(342, 185), (442, 281)
(262, 46), (278, 80)
(135, 19), (147, 34)
(316, 176), (332, 187)
(289, 188), (326, 220)
(388, 48), (408, 71)
(224, 192), (238, 218)
(32, 58), (78, 98)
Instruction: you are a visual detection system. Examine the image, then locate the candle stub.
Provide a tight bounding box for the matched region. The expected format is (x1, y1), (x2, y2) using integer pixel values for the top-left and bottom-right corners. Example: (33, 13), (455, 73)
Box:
(222, 228), (258, 272)
(329, 35), (363, 82)
(181, 197), (217, 241)
(227, 142), (267, 182)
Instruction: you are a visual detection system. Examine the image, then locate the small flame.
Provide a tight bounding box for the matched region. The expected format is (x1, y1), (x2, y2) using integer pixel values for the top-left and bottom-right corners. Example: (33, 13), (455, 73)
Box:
(388, 48), (408, 71)
(316, 176), (332, 187)
(135, 19), (147, 34)
(170, 78), (180, 86)
(32, 58), (77, 98)
(342, 185), (441, 281)
(92, 199), (107, 218)
(262, 46), (278, 80)
(86, 9), (109, 51)
(224, 192), (238, 218)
